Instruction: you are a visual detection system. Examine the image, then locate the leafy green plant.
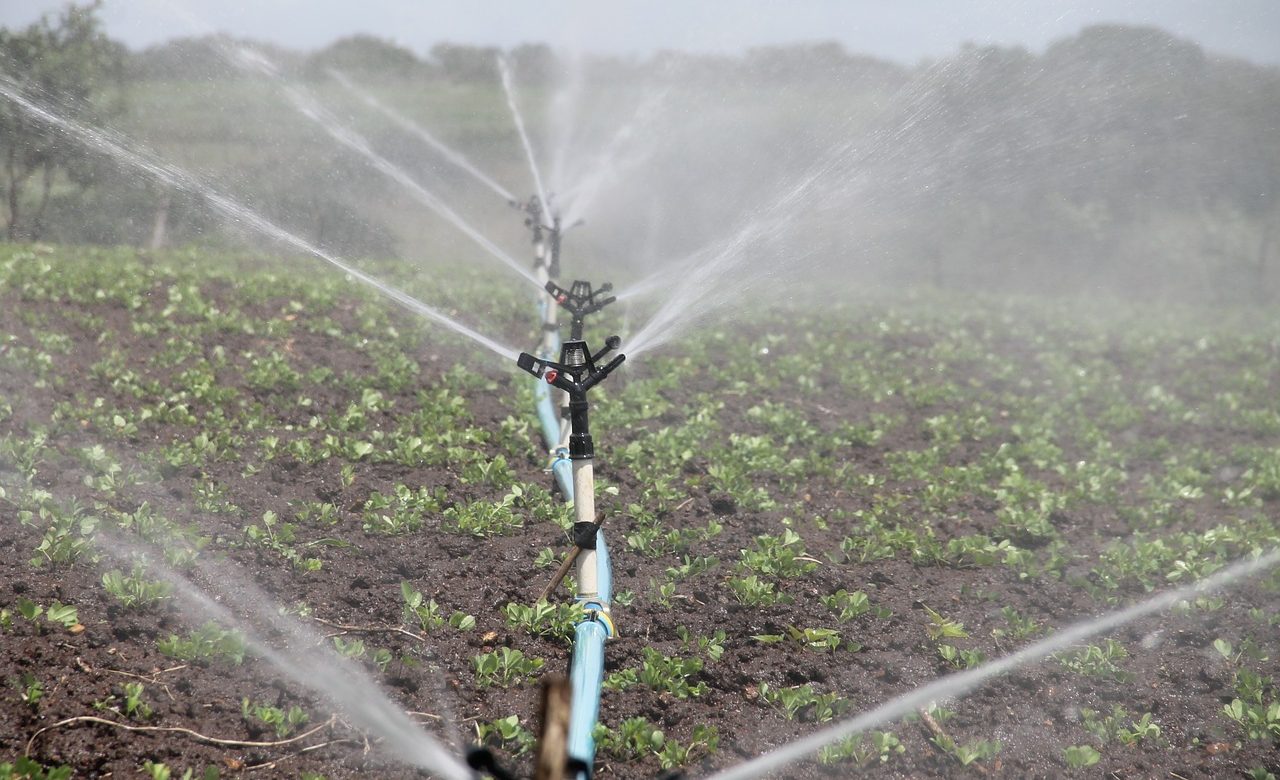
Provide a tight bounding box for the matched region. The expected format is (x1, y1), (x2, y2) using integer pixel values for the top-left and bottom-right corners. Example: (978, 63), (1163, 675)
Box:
(818, 731), (903, 766)
(242, 698), (309, 738)
(932, 734), (1001, 767)
(157, 622), (248, 665)
(503, 600), (585, 642)
(102, 565), (173, 609)
(400, 582), (472, 633)
(474, 715), (534, 756)
(1057, 640), (1132, 682)
(593, 718), (718, 769)
(728, 574), (790, 606)
(443, 486), (527, 537)
(676, 626), (726, 661)
(739, 529), (817, 578)
(244, 511), (323, 571)
(473, 648), (543, 688)
(937, 643), (986, 669)
(0, 757), (73, 780)
(821, 589), (889, 622)
(606, 648), (706, 698)
(1063, 744), (1101, 769)
(922, 604), (968, 640)
(17, 673), (43, 709)
(758, 682), (849, 722)
(362, 485), (445, 535)
(122, 682), (152, 719)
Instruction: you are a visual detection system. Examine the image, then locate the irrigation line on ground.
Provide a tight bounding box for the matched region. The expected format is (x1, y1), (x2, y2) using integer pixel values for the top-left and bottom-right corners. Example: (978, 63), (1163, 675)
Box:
(704, 548), (1280, 780)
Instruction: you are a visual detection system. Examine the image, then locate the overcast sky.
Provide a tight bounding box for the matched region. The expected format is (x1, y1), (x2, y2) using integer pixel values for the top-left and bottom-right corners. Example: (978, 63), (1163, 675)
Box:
(2, 0), (1278, 65)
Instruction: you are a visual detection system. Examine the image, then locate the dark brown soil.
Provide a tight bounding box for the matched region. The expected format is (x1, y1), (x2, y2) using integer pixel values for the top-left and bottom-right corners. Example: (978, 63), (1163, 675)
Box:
(2, 249), (1278, 779)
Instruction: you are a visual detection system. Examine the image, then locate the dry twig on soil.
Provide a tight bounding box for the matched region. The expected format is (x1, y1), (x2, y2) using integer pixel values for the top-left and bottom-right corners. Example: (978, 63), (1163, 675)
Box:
(26, 714), (338, 757)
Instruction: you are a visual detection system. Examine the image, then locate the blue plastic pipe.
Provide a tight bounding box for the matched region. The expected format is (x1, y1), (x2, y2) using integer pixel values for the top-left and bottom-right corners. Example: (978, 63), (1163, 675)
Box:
(567, 530), (613, 779)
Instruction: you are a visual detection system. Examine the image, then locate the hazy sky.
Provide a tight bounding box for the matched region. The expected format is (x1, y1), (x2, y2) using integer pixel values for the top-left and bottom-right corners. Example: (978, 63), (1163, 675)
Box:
(2, 0), (1278, 65)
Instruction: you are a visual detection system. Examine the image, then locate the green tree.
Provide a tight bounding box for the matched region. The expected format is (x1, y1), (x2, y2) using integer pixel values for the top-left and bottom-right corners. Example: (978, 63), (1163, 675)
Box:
(0, 1), (124, 240)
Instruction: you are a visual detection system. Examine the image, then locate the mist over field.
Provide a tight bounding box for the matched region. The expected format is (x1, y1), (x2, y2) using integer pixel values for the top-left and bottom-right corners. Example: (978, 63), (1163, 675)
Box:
(3, 6), (1278, 305)
(3, 4), (1280, 780)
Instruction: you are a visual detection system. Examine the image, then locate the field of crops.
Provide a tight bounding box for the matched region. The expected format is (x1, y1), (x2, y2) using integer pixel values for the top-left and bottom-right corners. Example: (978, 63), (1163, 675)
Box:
(2, 244), (1279, 779)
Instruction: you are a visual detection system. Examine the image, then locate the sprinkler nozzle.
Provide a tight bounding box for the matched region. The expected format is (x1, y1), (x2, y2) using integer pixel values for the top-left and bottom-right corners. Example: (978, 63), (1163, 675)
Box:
(545, 279), (617, 340)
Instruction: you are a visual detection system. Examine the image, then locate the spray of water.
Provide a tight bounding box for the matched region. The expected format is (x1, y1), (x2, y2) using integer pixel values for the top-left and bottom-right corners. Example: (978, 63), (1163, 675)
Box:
(328, 68), (516, 204)
(547, 49), (586, 199)
(624, 165), (827, 358)
(558, 87), (670, 227)
(0, 76), (519, 363)
(497, 54), (552, 221)
(707, 547), (1280, 780)
(230, 49), (539, 291)
(615, 56), (975, 357)
(97, 535), (470, 779)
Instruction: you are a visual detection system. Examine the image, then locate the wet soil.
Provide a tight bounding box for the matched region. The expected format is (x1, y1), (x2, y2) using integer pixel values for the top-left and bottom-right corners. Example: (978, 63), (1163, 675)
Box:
(1, 255), (1278, 779)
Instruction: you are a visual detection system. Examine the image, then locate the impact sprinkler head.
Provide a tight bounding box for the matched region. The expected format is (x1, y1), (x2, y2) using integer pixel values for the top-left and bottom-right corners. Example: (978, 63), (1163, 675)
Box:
(517, 335), (625, 460)
(545, 279), (616, 340)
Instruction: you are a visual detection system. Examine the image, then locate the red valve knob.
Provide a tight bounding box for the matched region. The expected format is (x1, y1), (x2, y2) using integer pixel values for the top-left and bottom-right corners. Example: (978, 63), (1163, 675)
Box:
(545, 369), (559, 383)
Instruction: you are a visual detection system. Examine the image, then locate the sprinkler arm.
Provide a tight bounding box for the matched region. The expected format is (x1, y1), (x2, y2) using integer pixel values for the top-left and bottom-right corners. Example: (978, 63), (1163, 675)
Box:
(545, 280), (616, 340)
(516, 340), (624, 396)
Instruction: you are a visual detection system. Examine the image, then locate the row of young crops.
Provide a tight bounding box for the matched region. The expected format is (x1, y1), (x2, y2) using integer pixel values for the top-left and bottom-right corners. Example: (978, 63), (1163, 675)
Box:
(2, 244), (1279, 778)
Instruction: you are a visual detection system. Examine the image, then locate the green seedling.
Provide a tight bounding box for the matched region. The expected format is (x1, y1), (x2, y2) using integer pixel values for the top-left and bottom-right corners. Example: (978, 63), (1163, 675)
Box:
(18, 673), (43, 709)
(1057, 639), (1132, 682)
(400, 582), (472, 633)
(473, 648), (543, 688)
(937, 643), (986, 669)
(157, 622), (247, 665)
(992, 606), (1041, 641)
(122, 682), (152, 719)
(758, 682), (849, 722)
(241, 698), (309, 737)
(922, 604), (968, 640)
(474, 715), (535, 756)
(1063, 745), (1101, 769)
(676, 626), (726, 661)
(593, 718), (718, 769)
(739, 529), (818, 578)
(932, 734), (1001, 767)
(244, 511), (323, 571)
(818, 730), (903, 766)
(0, 757), (73, 780)
(331, 636), (365, 660)
(821, 589), (889, 622)
(728, 575), (790, 606)
(102, 565), (173, 609)
(503, 600), (584, 642)
(606, 648), (706, 698)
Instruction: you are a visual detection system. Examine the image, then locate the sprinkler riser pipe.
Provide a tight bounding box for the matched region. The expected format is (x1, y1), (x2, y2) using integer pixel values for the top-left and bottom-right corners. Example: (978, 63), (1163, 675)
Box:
(572, 459), (597, 597)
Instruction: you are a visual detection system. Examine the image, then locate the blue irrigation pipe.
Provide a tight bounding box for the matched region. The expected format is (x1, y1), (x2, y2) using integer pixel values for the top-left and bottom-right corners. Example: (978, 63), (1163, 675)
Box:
(534, 296), (575, 501)
(567, 529), (613, 778)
